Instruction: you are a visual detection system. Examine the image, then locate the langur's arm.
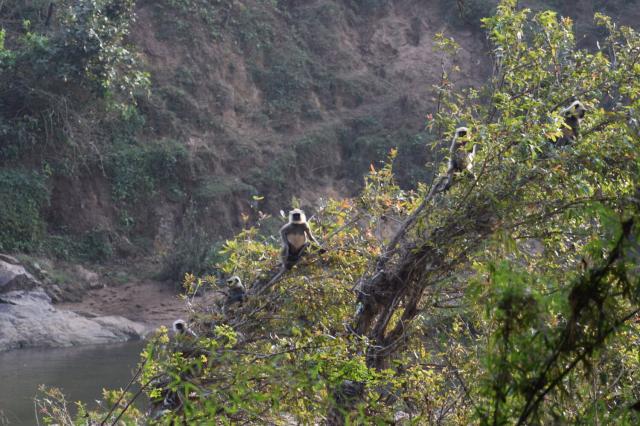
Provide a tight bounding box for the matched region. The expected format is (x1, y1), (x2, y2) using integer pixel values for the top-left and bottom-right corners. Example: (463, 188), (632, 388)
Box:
(446, 137), (459, 175)
(280, 225), (290, 256)
(305, 223), (321, 246)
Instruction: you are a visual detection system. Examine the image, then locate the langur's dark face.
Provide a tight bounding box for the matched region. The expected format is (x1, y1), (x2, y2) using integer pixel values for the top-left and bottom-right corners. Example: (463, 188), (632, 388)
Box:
(176, 322), (184, 330)
(578, 109), (586, 119)
(292, 213), (301, 222)
(457, 130), (467, 138)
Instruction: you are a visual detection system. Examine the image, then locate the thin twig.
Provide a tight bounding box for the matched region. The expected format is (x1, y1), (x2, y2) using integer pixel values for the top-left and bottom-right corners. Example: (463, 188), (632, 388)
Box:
(109, 374), (162, 426)
(34, 399), (41, 426)
(100, 360), (147, 425)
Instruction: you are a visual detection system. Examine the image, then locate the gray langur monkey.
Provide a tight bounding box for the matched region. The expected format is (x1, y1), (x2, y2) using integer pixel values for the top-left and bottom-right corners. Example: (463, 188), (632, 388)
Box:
(493, 46), (505, 78)
(555, 100), (587, 146)
(172, 319), (197, 338)
(279, 209), (322, 270)
(442, 127), (476, 189)
(225, 275), (246, 307)
(448, 127), (475, 173)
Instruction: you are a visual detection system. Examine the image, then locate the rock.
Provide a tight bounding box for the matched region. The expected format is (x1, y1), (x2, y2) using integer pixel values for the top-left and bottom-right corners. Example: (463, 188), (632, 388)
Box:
(0, 290), (149, 352)
(0, 254), (19, 264)
(30, 261), (52, 282)
(47, 283), (64, 303)
(94, 316), (148, 340)
(73, 309), (101, 318)
(73, 265), (103, 289)
(0, 259), (41, 294)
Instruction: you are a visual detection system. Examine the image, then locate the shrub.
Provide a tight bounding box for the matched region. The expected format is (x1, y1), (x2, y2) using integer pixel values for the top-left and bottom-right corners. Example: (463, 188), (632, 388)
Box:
(78, 229), (114, 262)
(44, 230), (114, 262)
(250, 45), (312, 117)
(157, 206), (223, 284)
(106, 139), (188, 204)
(194, 177), (256, 203)
(441, 0), (498, 30)
(0, 169), (50, 252)
(0, 0), (149, 159)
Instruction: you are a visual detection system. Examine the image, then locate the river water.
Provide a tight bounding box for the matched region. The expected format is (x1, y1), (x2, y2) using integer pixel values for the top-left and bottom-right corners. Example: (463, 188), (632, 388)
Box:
(0, 341), (146, 426)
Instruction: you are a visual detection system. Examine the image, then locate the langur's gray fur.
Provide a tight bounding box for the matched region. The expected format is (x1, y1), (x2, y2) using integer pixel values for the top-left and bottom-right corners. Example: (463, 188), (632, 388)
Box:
(225, 275), (246, 306)
(279, 209), (320, 270)
(441, 127), (476, 190)
(555, 100), (587, 146)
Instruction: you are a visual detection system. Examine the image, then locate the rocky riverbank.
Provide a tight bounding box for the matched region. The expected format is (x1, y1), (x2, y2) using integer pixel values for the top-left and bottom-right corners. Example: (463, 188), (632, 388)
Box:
(0, 289), (147, 351)
(0, 254), (185, 352)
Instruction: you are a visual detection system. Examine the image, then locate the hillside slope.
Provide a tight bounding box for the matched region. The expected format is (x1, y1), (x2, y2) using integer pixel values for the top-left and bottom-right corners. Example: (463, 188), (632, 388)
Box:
(1, 0), (638, 276)
(106, 0), (489, 244)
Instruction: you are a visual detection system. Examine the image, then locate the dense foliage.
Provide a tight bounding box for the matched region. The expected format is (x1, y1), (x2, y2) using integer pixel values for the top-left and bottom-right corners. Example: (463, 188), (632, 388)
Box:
(0, 169), (49, 251)
(0, 0), (148, 251)
(0, 0), (147, 157)
(37, 0), (640, 424)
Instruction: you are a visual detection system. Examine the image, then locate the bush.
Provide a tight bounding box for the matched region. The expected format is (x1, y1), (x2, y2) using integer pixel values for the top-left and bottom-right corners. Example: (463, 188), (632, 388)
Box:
(0, 169), (50, 252)
(194, 177), (256, 203)
(250, 45), (312, 117)
(79, 229), (115, 262)
(157, 206), (223, 284)
(0, 0), (148, 159)
(44, 230), (114, 262)
(441, 0), (498, 31)
(106, 139), (188, 204)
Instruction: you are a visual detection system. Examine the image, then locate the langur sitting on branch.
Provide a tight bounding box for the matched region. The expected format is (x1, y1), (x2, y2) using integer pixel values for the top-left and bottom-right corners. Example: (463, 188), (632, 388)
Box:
(223, 276), (246, 313)
(279, 209), (323, 270)
(440, 126), (476, 190)
(254, 209), (325, 295)
(554, 100), (587, 147)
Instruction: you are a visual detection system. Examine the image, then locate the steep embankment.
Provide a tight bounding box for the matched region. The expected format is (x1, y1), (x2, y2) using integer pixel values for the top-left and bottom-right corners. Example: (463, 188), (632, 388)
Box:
(44, 0), (640, 261)
(42, 0), (490, 266)
(9, 0), (640, 269)
(2, 1), (640, 350)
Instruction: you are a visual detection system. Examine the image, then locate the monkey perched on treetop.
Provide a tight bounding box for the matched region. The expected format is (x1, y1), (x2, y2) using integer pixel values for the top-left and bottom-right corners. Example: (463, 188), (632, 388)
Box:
(441, 127), (476, 190)
(279, 209), (323, 270)
(255, 209), (325, 294)
(554, 100), (587, 147)
(448, 127), (476, 173)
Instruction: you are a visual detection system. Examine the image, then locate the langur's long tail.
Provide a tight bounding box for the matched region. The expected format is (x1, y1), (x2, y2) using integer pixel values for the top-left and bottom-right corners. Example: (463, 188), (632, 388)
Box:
(250, 267), (286, 296)
(250, 245), (327, 296)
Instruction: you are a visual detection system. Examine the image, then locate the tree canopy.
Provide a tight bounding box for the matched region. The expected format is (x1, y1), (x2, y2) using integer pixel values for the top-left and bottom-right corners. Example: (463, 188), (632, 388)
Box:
(38, 0), (640, 424)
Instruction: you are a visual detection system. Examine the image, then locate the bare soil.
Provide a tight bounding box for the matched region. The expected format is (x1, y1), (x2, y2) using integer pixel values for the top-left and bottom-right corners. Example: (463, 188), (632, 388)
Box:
(57, 279), (187, 330)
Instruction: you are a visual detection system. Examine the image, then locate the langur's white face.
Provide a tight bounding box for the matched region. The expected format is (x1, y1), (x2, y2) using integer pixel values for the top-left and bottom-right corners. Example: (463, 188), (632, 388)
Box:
(227, 276), (243, 288)
(455, 127), (469, 139)
(289, 209), (306, 224)
(173, 320), (186, 332)
(565, 101), (586, 119)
